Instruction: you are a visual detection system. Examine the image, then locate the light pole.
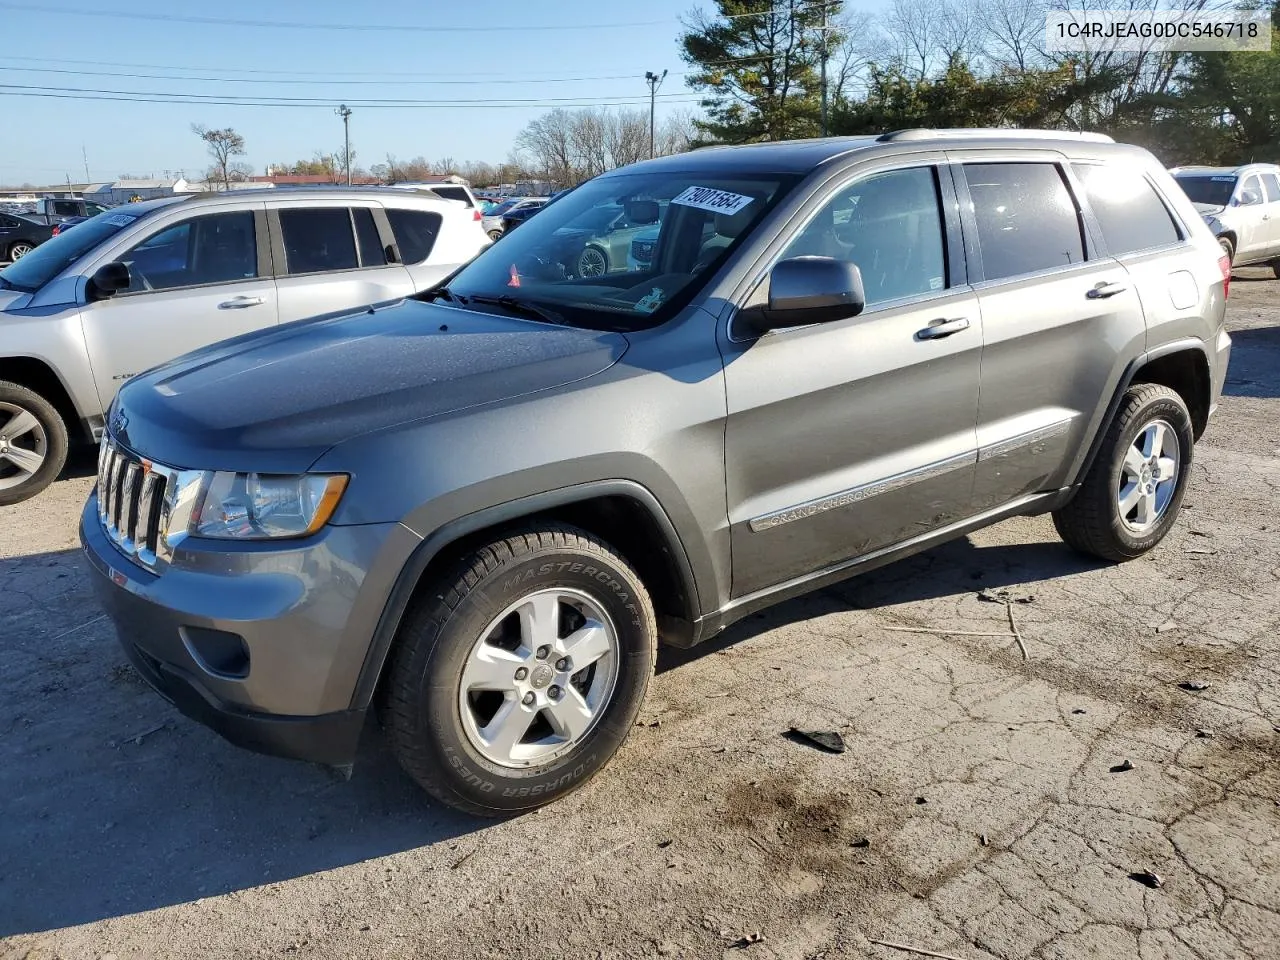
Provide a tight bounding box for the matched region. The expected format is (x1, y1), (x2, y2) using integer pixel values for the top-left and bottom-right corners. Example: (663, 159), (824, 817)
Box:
(644, 70), (666, 159)
(335, 104), (353, 185)
(819, 2), (829, 137)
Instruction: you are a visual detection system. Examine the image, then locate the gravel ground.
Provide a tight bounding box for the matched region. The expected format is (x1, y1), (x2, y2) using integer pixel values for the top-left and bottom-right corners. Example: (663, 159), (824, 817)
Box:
(2, 270), (1278, 960)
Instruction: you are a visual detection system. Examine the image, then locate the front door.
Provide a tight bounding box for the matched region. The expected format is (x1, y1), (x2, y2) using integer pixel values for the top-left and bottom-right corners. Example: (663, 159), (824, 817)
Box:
(268, 203), (415, 324)
(949, 157), (1149, 511)
(721, 163), (983, 598)
(80, 206), (278, 411)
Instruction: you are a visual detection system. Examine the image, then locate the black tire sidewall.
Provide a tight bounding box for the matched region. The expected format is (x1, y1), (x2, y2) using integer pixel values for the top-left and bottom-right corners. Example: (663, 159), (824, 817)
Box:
(1102, 393), (1194, 556)
(0, 382), (70, 506)
(406, 543), (654, 813)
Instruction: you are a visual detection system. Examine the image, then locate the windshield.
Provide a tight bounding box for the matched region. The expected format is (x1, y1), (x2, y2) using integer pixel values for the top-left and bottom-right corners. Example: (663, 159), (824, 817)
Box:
(1174, 174), (1237, 207)
(0, 209), (143, 292)
(488, 200), (519, 216)
(437, 171), (793, 331)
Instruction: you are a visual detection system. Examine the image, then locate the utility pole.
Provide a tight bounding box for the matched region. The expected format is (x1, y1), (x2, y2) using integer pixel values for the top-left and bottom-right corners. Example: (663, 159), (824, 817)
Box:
(336, 104), (353, 185)
(819, 1), (830, 137)
(644, 70), (666, 159)
(82, 144), (90, 184)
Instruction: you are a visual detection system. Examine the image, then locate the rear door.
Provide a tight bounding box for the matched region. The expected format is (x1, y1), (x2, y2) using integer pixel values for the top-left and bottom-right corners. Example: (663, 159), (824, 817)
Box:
(79, 204), (277, 410)
(268, 200), (415, 323)
(950, 153), (1147, 512)
(1259, 173), (1280, 257)
(721, 159), (983, 598)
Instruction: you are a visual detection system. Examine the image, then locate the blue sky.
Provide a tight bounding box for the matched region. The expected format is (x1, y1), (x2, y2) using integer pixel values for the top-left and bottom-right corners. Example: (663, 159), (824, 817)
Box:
(0, 0), (733, 186)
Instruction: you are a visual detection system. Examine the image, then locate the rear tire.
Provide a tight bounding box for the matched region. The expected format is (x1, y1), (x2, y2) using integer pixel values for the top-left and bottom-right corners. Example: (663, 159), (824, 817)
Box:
(381, 523), (657, 816)
(8, 241), (34, 260)
(487, 229), (503, 241)
(1052, 384), (1193, 562)
(0, 380), (70, 506)
(1270, 258), (1280, 279)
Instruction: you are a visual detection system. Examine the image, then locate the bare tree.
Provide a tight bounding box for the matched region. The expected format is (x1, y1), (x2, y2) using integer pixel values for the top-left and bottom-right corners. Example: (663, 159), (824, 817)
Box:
(980, 0), (1048, 72)
(192, 124), (247, 191)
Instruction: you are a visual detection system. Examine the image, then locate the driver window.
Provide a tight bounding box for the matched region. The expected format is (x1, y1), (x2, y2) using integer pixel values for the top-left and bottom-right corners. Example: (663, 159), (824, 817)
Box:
(779, 166), (946, 306)
(121, 211), (257, 293)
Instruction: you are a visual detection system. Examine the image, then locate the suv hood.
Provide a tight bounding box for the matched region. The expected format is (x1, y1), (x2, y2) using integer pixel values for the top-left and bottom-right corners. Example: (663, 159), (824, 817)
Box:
(112, 299), (628, 473)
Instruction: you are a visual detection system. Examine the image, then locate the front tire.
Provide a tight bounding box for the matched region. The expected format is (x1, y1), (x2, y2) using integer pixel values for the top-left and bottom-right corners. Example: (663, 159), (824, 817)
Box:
(1218, 236), (1235, 266)
(0, 381), (70, 506)
(382, 524), (657, 816)
(576, 245), (608, 278)
(1052, 384), (1193, 562)
(487, 229), (503, 241)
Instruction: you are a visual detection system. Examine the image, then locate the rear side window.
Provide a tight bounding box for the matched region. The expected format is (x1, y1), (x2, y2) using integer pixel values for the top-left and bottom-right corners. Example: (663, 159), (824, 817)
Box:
(1072, 163), (1181, 255)
(386, 208), (443, 264)
(432, 186), (472, 206)
(1262, 174), (1280, 203)
(352, 207), (386, 266)
(279, 208), (358, 274)
(964, 163), (1085, 281)
(52, 200), (80, 217)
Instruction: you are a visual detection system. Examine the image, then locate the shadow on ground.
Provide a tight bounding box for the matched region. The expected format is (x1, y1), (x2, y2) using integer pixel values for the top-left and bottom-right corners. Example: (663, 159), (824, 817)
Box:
(1222, 323), (1280, 399)
(0, 549), (483, 936)
(658, 535), (1101, 672)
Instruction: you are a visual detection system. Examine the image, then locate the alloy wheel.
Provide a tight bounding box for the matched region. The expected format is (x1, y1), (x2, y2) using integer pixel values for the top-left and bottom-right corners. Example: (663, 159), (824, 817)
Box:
(1117, 418), (1180, 534)
(577, 247), (607, 278)
(458, 587), (620, 768)
(0, 402), (48, 490)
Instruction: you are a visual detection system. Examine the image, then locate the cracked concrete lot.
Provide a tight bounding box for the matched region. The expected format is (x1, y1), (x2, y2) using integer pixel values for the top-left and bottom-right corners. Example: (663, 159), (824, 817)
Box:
(2, 271), (1278, 960)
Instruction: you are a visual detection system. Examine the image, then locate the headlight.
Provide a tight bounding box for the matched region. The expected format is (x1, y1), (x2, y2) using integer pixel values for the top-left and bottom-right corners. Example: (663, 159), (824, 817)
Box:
(192, 472), (349, 540)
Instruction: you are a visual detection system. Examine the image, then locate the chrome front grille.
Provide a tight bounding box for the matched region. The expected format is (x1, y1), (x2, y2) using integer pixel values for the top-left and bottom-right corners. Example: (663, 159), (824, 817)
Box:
(97, 435), (174, 568)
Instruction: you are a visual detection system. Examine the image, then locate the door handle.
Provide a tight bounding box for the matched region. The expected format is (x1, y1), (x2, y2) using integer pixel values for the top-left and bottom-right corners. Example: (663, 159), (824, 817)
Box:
(916, 317), (970, 340)
(1087, 281), (1127, 300)
(218, 296), (265, 309)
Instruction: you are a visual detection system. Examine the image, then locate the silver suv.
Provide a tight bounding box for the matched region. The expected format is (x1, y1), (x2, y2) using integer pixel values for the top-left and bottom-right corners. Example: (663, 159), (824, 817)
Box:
(80, 130), (1232, 815)
(1171, 163), (1280, 273)
(0, 188), (489, 504)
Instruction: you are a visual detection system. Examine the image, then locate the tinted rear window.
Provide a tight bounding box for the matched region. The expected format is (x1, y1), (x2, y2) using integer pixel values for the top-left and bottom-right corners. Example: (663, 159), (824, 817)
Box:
(353, 207), (386, 267)
(1174, 174), (1236, 207)
(386, 208), (442, 263)
(279, 208), (358, 274)
(965, 163), (1085, 281)
(432, 186), (472, 206)
(1073, 163), (1181, 255)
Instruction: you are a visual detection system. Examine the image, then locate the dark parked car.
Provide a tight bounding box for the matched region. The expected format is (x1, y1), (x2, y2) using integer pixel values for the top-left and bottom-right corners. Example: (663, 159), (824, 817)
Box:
(0, 213), (54, 261)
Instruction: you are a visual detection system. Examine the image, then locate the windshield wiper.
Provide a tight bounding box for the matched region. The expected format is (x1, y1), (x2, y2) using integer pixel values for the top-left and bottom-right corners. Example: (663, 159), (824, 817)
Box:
(419, 285), (461, 303)
(467, 294), (567, 326)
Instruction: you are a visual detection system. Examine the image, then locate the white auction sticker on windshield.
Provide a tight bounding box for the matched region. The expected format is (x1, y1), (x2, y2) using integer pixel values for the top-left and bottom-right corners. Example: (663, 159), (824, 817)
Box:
(670, 186), (755, 216)
(102, 214), (137, 227)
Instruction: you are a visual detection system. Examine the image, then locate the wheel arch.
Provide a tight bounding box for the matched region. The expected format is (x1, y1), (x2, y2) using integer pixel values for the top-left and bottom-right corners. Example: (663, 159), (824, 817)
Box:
(349, 479), (701, 712)
(0, 356), (89, 443)
(1069, 339), (1212, 491)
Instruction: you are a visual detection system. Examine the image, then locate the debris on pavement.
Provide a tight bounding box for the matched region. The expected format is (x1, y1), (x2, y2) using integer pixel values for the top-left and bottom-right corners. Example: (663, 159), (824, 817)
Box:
(729, 931), (765, 949)
(850, 837), (871, 848)
(1178, 680), (1212, 692)
(1196, 728), (1214, 739)
(867, 937), (970, 960)
(1129, 870), (1164, 889)
(979, 834), (989, 846)
(786, 728), (846, 754)
(1110, 759), (1135, 773)
(1155, 620), (1180, 634)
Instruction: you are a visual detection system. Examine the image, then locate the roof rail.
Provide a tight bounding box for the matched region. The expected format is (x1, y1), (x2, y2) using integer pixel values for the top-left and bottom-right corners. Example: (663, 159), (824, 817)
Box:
(876, 128), (1115, 144)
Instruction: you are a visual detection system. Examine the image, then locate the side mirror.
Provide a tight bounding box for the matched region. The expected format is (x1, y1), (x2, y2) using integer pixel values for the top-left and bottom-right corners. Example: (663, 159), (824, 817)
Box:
(1236, 190), (1262, 206)
(740, 257), (866, 336)
(88, 261), (131, 301)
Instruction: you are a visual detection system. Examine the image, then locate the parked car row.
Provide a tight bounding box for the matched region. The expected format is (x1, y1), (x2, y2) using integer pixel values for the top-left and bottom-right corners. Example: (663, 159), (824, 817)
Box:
(64, 129), (1234, 818)
(1170, 162), (1280, 274)
(0, 188), (490, 504)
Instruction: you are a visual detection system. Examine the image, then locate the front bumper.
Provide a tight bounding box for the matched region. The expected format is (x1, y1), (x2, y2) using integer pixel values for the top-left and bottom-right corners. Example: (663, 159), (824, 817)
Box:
(80, 494), (421, 766)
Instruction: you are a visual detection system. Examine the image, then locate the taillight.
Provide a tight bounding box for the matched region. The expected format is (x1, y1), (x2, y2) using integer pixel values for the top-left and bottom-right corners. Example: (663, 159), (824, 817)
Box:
(1218, 254), (1231, 299)
(473, 209), (482, 221)
(52, 225), (61, 236)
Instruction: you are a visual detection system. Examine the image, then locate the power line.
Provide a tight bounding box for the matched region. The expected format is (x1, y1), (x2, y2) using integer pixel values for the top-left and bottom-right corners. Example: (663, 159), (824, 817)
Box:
(0, 64), (680, 87)
(0, 2), (667, 33)
(0, 55), (673, 80)
(0, 82), (698, 106)
(0, 88), (704, 110)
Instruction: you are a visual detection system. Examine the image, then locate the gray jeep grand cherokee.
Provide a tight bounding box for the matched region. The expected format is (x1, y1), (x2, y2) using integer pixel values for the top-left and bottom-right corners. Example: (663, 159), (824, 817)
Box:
(81, 130), (1232, 815)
